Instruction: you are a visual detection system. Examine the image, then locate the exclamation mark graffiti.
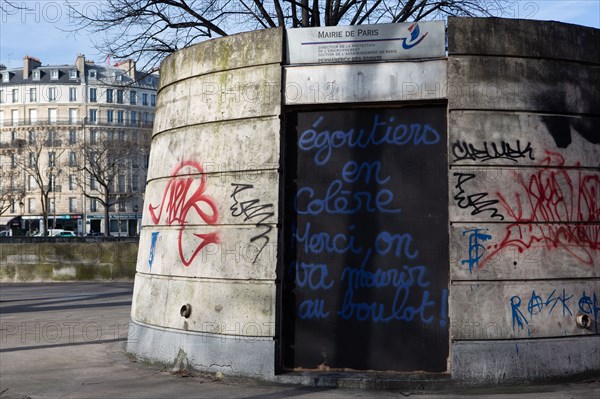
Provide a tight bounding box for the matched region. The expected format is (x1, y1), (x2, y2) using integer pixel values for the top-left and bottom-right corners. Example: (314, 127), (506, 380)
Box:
(440, 288), (448, 328)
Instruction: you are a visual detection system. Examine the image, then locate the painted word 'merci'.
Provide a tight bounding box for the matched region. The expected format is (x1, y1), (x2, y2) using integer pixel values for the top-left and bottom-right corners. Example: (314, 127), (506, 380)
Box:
(148, 161), (219, 266)
(299, 114), (441, 165)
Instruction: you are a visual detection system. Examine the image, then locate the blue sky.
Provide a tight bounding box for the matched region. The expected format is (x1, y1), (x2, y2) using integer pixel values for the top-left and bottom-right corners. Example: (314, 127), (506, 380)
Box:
(1, 1), (599, 68)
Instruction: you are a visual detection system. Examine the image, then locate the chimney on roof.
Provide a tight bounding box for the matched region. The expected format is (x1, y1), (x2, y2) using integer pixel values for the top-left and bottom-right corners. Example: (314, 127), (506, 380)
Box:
(116, 59), (136, 80)
(23, 56), (42, 79)
(75, 54), (86, 79)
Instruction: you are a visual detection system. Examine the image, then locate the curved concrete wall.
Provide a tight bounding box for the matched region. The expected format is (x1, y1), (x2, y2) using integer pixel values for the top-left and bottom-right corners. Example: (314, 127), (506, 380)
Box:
(127, 28), (283, 377)
(447, 17), (599, 384)
(128, 18), (599, 384)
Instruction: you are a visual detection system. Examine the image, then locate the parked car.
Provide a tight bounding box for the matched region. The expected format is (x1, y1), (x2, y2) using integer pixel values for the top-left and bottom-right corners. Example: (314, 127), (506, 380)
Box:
(54, 231), (77, 237)
(34, 229), (68, 237)
(0, 230), (12, 237)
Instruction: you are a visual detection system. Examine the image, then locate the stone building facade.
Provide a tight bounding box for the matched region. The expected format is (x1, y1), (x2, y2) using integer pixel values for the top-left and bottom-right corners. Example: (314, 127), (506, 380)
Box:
(0, 55), (158, 235)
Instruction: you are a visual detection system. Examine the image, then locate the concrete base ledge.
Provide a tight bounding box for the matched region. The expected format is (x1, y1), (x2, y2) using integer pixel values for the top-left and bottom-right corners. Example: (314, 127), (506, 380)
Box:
(127, 321), (600, 388)
(452, 336), (600, 385)
(126, 320), (276, 378)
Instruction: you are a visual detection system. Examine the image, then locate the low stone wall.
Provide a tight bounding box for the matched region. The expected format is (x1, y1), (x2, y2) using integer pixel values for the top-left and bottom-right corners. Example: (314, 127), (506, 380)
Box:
(0, 238), (138, 282)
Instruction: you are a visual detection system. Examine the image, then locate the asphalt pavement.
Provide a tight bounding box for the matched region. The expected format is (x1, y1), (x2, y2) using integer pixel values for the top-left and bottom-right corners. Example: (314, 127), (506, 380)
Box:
(0, 283), (598, 399)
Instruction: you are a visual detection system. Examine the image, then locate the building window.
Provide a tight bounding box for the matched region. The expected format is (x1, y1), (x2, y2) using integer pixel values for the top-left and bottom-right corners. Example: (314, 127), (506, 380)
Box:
(118, 175), (125, 192)
(12, 89), (18, 103)
(29, 152), (35, 167)
(10, 153), (16, 167)
(28, 198), (36, 213)
(130, 91), (137, 105)
(117, 110), (124, 125)
(69, 151), (77, 167)
(89, 69), (96, 79)
(69, 198), (77, 213)
(29, 88), (37, 102)
(49, 198), (55, 213)
(131, 111), (137, 125)
(118, 198), (126, 212)
(89, 109), (97, 123)
(48, 130), (57, 146)
(132, 175), (139, 192)
(49, 174), (56, 192)
(0, 90), (3, 103)
(48, 87), (56, 102)
(90, 175), (97, 191)
(69, 70), (77, 79)
(89, 88), (97, 102)
(107, 131), (115, 141)
(69, 129), (77, 145)
(28, 175), (35, 191)
(142, 93), (148, 106)
(150, 94), (156, 106)
(117, 90), (124, 104)
(90, 198), (97, 212)
(50, 70), (59, 80)
(69, 175), (77, 190)
(48, 152), (56, 167)
(28, 131), (35, 144)
(106, 89), (113, 103)
(90, 130), (98, 144)
(118, 130), (126, 141)
(33, 70), (40, 80)
(107, 110), (114, 123)
(69, 87), (77, 102)
(68, 108), (77, 124)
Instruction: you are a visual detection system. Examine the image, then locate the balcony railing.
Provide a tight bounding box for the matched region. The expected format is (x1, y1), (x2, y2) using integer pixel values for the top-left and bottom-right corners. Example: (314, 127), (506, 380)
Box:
(0, 118), (153, 128)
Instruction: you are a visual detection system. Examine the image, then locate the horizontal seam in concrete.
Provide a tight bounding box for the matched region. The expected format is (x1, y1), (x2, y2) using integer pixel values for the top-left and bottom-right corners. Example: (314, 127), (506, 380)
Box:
(284, 57), (448, 68)
(151, 114), (279, 137)
(145, 168), (280, 184)
(448, 109), (600, 118)
(152, 114), (282, 138)
(450, 277), (600, 283)
(448, 165), (600, 172)
(447, 109), (600, 119)
(135, 271), (278, 284)
(452, 334), (600, 343)
(140, 222), (279, 228)
(448, 53), (600, 67)
(130, 318), (277, 340)
(158, 61), (284, 95)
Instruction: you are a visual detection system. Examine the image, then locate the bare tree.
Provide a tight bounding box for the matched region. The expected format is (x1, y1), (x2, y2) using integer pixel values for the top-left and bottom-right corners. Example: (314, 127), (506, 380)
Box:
(12, 130), (67, 234)
(68, 0), (507, 70)
(70, 129), (150, 235)
(0, 154), (25, 217)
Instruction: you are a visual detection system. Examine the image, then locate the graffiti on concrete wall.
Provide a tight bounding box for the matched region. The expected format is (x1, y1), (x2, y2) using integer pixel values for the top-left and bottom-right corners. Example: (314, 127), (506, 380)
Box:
(148, 161), (219, 267)
(455, 150), (600, 271)
(510, 289), (599, 334)
(452, 140), (535, 163)
(230, 183), (275, 264)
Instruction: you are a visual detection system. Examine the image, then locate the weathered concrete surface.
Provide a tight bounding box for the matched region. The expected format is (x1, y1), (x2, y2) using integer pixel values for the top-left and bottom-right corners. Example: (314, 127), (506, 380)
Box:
(159, 28), (283, 88)
(0, 240), (138, 282)
(450, 224), (600, 280)
(448, 57), (600, 114)
(449, 111), (600, 167)
(131, 273), (275, 335)
(130, 27), (283, 379)
(448, 17), (600, 63)
(148, 118), (280, 174)
(452, 337), (600, 385)
(450, 280), (600, 339)
(285, 60), (446, 104)
(447, 18), (600, 384)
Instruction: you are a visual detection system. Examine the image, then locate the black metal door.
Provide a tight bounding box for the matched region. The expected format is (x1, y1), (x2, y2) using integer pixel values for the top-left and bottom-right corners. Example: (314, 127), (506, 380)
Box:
(283, 106), (449, 372)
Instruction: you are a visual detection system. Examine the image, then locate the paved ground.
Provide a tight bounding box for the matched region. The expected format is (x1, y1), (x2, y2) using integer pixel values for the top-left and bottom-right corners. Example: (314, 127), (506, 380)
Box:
(0, 283), (598, 399)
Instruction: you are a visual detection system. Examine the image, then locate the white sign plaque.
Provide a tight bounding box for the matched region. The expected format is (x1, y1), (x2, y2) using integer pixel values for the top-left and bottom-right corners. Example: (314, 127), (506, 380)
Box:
(286, 22), (445, 64)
